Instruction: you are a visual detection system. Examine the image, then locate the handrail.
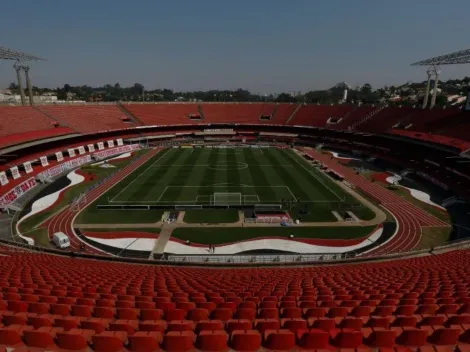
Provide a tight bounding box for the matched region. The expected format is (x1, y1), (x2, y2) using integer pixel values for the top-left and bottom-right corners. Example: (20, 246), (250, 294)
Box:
(1, 235), (469, 268)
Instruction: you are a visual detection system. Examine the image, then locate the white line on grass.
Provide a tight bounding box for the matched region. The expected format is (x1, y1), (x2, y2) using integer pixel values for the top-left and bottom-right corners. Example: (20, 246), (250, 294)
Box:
(112, 185), (302, 204)
(156, 186), (169, 203)
(148, 164), (293, 167)
(285, 186), (298, 201)
(110, 148), (171, 202)
(283, 149), (343, 201)
(105, 199), (340, 204)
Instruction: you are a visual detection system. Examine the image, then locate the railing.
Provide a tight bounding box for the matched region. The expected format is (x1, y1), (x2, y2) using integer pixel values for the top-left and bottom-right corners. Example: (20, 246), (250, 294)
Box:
(165, 252), (356, 264)
(1, 233), (470, 267)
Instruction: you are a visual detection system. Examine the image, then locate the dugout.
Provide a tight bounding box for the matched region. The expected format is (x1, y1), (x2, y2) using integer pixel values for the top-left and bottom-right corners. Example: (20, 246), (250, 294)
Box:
(244, 210), (291, 222)
(326, 169), (345, 181)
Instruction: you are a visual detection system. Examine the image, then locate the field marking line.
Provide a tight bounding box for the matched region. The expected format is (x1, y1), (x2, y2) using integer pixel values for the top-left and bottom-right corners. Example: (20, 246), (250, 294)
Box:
(104, 199), (341, 204)
(156, 186), (169, 202)
(160, 185), (295, 189)
(149, 164), (293, 167)
(195, 195), (211, 202)
(112, 185), (296, 202)
(243, 195), (260, 203)
(283, 149), (343, 201)
(285, 186), (298, 201)
(109, 184), (298, 204)
(110, 148), (171, 202)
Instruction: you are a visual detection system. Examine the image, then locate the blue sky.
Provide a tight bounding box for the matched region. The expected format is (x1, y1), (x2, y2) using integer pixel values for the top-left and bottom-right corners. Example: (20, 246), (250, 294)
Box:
(1, 0), (470, 93)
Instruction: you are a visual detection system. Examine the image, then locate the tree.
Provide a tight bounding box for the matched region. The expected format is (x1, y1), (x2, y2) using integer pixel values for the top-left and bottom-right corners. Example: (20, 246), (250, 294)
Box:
(276, 93), (295, 103)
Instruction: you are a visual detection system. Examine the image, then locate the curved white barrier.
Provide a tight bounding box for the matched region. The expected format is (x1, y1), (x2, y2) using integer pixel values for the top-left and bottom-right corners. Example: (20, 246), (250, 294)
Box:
(16, 170), (85, 245)
(84, 227), (383, 255)
(91, 152), (132, 166)
(386, 174), (446, 210)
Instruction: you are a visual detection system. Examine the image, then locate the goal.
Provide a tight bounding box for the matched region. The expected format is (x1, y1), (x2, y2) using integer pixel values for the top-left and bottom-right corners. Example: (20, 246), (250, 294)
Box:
(211, 193), (242, 206)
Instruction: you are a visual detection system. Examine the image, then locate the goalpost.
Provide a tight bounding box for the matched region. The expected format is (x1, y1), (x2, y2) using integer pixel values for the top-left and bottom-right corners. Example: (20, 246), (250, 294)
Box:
(211, 192), (242, 206)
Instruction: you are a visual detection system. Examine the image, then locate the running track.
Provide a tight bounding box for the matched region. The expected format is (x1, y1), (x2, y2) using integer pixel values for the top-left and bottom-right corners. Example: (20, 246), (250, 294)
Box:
(302, 149), (450, 256)
(45, 146), (448, 257)
(45, 148), (162, 255)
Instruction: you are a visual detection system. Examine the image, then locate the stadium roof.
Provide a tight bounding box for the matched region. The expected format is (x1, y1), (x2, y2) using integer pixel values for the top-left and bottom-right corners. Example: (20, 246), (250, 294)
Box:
(411, 47), (470, 66)
(0, 46), (45, 61)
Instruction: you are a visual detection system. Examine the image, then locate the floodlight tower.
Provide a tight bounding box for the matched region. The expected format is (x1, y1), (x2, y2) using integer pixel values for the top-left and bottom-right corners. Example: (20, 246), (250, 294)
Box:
(430, 67), (441, 109)
(412, 47), (470, 109)
(22, 64), (35, 105)
(422, 67), (435, 109)
(13, 61), (27, 106)
(0, 46), (45, 106)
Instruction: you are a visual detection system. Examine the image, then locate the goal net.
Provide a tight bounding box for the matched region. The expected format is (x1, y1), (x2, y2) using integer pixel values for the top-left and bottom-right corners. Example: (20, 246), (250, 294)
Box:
(212, 192), (242, 205)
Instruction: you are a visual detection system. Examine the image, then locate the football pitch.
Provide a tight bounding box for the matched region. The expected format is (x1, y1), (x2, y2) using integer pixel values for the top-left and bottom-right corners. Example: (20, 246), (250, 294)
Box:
(104, 147), (348, 206)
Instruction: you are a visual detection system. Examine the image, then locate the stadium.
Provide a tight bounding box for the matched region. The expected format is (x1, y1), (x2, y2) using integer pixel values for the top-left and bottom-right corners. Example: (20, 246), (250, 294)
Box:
(0, 41), (470, 352)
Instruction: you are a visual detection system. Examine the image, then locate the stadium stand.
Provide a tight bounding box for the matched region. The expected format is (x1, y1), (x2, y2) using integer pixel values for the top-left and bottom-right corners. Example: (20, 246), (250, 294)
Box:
(286, 104), (354, 127)
(329, 105), (378, 130)
(270, 103), (298, 124)
(0, 102), (469, 350)
(388, 129), (470, 151)
(37, 105), (135, 134)
(0, 106), (74, 147)
(0, 246), (468, 351)
(201, 103), (277, 124)
(403, 108), (460, 132)
(122, 103), (201, 125)
(354, 107), (416, 133)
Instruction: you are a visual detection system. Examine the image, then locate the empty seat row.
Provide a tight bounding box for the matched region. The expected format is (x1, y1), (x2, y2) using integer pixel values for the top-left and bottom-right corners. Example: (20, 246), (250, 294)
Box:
(1, 324), (469, 351)
(0, 247), (468, 351)
(2, 310), (470, 332)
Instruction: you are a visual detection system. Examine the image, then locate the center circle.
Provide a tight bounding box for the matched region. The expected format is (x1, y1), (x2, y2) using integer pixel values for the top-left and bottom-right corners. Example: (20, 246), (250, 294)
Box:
(206, 162), (248, 171)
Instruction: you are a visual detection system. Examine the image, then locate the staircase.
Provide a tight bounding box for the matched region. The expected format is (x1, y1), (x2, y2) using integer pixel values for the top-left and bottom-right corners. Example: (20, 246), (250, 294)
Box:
(117, 103), (144, 126)
(270, 105), (279, 121)
(33, 106), (78, 132)
(332, 105), (358, 126)
(197, 104), (205, 120)
(284, 104), (302, 125)
(348, 106), (385, 131)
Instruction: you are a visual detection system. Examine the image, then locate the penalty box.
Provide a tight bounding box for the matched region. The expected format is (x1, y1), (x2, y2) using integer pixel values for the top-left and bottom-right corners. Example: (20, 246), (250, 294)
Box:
(156, 185), (297, 204)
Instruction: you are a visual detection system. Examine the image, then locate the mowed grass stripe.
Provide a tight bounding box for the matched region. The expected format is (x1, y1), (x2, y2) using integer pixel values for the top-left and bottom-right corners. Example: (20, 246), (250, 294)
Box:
(226, 149), (241, 188)
(197, 149), (224, 201)
(235, 149), (255, 190)
(153, 149), (203, 202)
(283, 149), (344, 201)
(112, 148), (179, 201)
(210, 149), (228, 193)
(164, 148), (202, 201)
(243, 148), (280, 202)
(250, 148), (294, 201)
(169, 148), (211, 202)
(108, 149), (171, 201)
(263, 148), (311, 201)
(282, 150), (374, 218)
(130, 148), (186, 201)
(132, 149), (193, 201)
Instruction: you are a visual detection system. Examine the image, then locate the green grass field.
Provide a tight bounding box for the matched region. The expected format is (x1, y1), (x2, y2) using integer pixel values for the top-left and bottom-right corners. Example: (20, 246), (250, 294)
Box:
(78, 147), (374, 224)
(108, 147), (345, 204)
(183, 209), (239, 223)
